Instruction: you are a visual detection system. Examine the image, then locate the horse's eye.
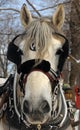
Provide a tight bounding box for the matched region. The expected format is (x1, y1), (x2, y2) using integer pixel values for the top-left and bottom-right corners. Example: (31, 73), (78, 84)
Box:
(56, 48), (63, 55)
(30, 43), (36, 51)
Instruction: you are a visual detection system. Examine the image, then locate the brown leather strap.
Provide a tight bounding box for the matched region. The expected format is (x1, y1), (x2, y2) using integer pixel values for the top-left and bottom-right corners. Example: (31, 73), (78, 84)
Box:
(0, 93), (8, 109)
(71, 120), (80, 127)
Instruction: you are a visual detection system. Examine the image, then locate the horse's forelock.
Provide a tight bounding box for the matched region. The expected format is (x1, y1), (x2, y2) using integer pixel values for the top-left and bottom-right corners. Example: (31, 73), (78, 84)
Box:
(22, 18), (57, 59)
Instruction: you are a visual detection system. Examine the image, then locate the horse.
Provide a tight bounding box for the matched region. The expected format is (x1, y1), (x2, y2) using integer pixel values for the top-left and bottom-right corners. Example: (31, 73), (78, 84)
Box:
(0, 4), (73, 130)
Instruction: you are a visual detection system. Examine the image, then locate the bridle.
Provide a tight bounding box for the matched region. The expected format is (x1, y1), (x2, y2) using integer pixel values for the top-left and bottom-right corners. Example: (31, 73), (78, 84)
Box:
(13, 66), (68, 130)
(7, 31), (69, 95)
(12, 58), (68, 130)
(6, 32), (69, 129)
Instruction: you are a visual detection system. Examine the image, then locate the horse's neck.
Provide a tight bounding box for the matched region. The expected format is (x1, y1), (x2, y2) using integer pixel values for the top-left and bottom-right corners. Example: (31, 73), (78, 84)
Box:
(0, 118), (9, 130)
(0, 119), (4, 130)
(0, 118), (18, 130)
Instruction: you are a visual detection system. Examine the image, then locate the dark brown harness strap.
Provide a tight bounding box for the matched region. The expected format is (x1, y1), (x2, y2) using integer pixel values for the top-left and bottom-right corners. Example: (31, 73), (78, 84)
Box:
(71, 120), (80, 127)
(0, 92), (8, 109)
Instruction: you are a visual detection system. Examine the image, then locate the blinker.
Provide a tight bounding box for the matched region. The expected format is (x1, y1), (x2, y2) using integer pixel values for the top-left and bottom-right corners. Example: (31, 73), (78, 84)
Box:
(7, 34), (23, 66)
(54, 33), (69, 73)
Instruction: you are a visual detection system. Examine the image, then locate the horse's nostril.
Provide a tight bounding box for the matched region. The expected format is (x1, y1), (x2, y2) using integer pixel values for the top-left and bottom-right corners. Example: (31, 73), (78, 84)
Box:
(40, 100), (50, 113)
(23, 100), (29, 114)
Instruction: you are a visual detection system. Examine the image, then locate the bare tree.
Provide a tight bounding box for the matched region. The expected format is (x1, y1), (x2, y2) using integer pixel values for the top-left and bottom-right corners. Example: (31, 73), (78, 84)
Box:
(70, 0), (80, 87)
(0, 8), (21, 77)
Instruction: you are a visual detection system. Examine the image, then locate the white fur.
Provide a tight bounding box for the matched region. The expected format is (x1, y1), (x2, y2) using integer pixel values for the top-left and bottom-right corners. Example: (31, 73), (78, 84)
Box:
(21, 34), (63, 124)
(44, 37), (62, 71)
(17, 32), (63, 125)
(22, 37), (62, 71)
(25, 71), (52, 108)
(23, 71), (52, 124)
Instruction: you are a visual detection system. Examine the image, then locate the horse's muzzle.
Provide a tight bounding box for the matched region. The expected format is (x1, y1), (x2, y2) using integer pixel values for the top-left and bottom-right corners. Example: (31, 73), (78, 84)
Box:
(22, 100), (50, 124)
(23, 100), (50, 114)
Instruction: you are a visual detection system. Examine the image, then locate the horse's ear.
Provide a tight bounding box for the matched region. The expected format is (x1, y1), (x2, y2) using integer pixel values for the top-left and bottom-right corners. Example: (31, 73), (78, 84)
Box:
(52, 4), (65, 30)
(20, 4), (32, 28)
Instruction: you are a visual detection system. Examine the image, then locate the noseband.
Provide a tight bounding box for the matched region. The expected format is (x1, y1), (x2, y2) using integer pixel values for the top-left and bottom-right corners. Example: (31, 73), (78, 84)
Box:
(18, 59), (59, 94)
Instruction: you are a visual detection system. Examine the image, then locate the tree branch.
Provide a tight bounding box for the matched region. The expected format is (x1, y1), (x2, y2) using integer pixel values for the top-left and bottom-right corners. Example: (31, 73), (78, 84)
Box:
(0, 1), (71, 16)
(30, 1), (71, 12)
(0, 32), (12, 35)
(0, 32), (19, 36)
(26, 0), (41, 17)
(0, 8), (20, 13)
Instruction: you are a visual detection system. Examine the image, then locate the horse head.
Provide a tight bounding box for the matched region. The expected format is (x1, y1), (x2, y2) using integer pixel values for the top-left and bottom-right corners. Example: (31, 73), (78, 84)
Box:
(17, 4), (69, 125)
(12, 4), (69, 126)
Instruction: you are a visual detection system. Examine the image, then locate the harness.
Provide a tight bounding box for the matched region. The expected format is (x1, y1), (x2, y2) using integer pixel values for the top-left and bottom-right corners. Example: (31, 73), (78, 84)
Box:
(13, 66), (68, 130)
(0, 74), (14, 119)
(0, 73), (78, 130)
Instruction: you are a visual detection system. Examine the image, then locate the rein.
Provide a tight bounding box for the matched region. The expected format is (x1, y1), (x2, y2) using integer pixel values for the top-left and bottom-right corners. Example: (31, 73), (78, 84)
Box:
(68, 54), (80, 64)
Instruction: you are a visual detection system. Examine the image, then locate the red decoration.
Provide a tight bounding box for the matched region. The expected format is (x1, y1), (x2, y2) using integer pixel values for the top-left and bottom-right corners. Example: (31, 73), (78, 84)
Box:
(74, 85), (80, 109)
